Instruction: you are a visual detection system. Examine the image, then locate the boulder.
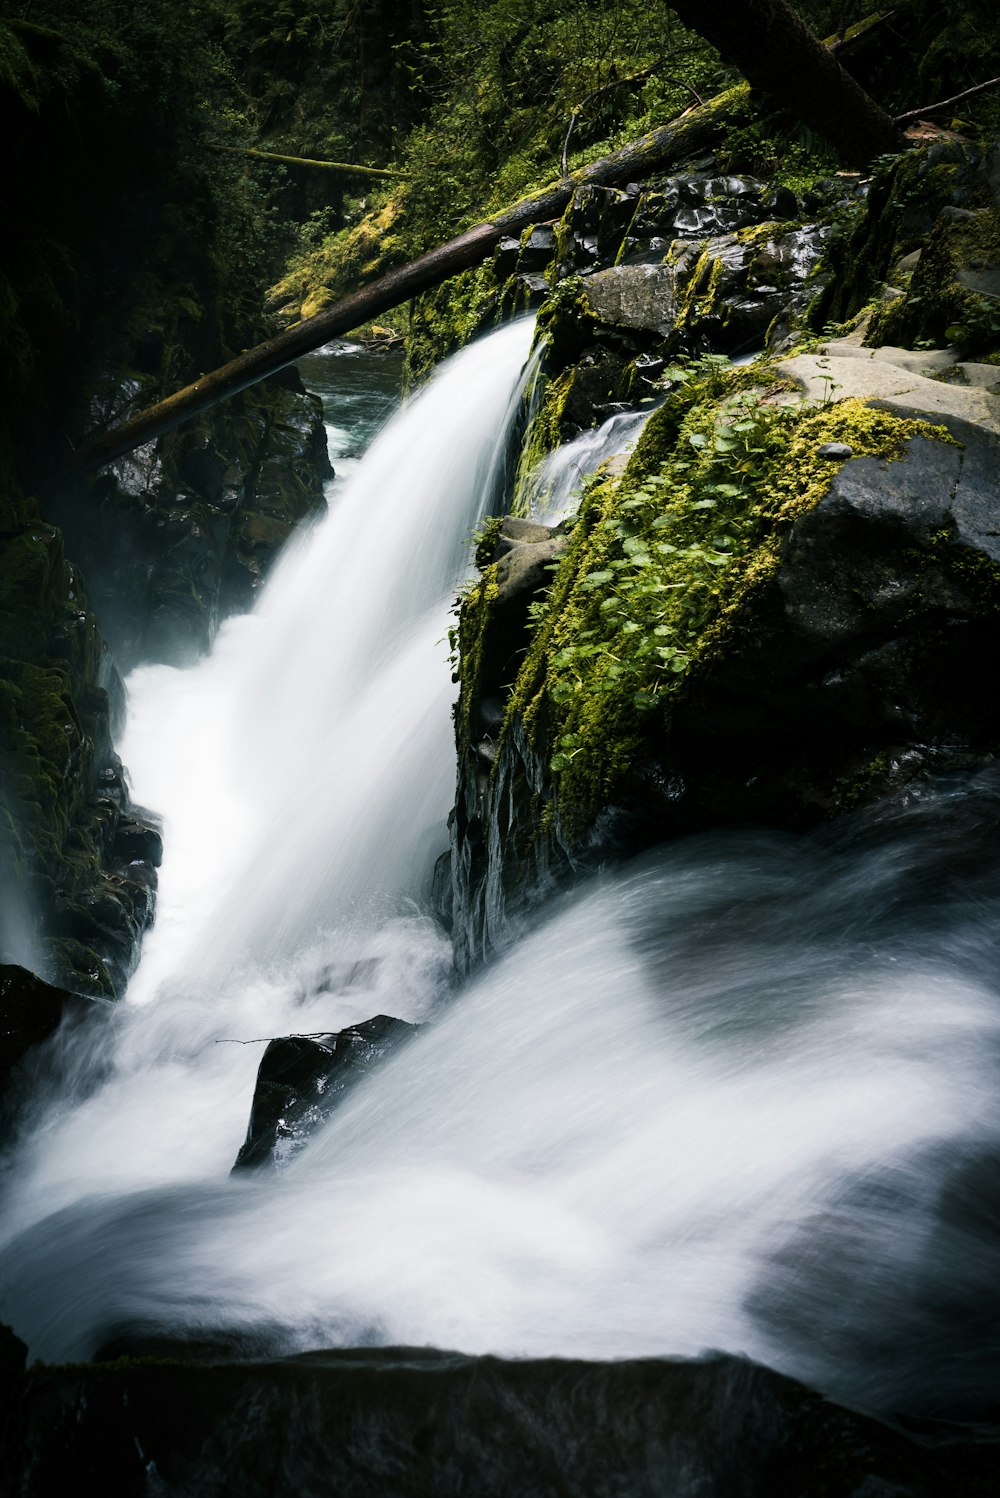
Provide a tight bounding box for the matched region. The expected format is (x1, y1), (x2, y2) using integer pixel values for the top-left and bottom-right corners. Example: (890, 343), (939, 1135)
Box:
(232, 1015), (420, 1173)
(3, 1346), (995, 1496)
(582, 264), (678, 337)
(779, 340), (1000, 439)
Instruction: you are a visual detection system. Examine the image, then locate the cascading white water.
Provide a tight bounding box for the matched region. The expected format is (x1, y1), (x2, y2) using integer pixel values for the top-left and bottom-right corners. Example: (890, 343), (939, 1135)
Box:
(521, 407), (653, 523)
(127, 318), (537, 1001)
(0, 320), (534, 1250)
(2, 323), (1000, 1426)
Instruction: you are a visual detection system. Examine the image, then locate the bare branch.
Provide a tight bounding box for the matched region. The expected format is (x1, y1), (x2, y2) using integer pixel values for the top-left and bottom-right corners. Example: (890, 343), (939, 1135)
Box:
(895, 75), (1000, 125)
(215, 1031), (336, 1046)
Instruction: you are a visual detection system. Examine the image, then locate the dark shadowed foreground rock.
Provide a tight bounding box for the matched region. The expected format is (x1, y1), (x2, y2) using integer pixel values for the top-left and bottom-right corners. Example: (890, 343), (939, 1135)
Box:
(232, 1014), (420, 1172)
(3, 1344), (997, 1497)
(0, 965), (76, 1087)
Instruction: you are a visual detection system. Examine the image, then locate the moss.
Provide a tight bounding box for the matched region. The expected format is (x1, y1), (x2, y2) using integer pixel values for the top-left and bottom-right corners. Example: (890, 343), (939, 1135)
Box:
(513, 368), (578, 507)
(869, 202), (1000, 358)
(488, 365), (953, 841)
(927, 527), (1000, 615)
(812, 141), (991, 333)
(453, 571), (500, 750)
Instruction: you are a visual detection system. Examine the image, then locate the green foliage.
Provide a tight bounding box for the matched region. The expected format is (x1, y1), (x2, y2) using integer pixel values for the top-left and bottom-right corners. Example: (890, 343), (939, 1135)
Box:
(274, 0), (730, 316)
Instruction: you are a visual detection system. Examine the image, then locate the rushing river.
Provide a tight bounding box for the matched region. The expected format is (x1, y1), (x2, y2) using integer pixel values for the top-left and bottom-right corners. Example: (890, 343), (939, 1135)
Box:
(2, 325), (1000, 1429)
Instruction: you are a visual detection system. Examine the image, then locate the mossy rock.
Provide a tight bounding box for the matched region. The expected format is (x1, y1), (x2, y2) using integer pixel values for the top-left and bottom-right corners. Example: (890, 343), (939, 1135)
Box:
(812, 139), (994, 331)
(867, 203), (1000, 360)
(450, 339), (1000, 962)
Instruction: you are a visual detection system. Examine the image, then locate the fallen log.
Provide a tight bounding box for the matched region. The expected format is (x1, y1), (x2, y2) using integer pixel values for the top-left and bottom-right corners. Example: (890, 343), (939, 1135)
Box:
(59, 89), (747, 478)
(211, 144), (410, 179)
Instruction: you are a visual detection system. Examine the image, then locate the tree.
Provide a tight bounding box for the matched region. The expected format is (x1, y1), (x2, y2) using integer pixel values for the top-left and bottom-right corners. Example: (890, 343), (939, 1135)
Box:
(666, 0), (905, 167)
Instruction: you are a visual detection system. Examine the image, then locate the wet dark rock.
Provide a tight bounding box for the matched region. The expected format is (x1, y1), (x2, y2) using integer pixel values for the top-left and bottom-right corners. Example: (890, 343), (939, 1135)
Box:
(496, 270), (551, 322)
(493, 236), (522, 281)
(232, 1015), (421, 1173)
(518, 223), (557, 271)
(666, 222), (831, 357)
(0, 519), (163, 996)
(51, 372), (331, 672)
(552, 185), (639, 279)
(0, 965), (79, 1092)
(3, 1346), (996, 1497)
(661, 427), (1000, 828)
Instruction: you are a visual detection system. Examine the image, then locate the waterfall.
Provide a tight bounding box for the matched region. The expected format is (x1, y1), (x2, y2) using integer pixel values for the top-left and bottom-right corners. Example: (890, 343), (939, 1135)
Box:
(521, 407), (653, 523)
(126, 318), (537, 1002)
(2, 323), (1000, 1428)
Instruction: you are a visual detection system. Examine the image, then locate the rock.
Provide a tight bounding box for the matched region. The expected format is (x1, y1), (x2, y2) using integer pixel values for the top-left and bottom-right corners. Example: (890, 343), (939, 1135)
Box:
(232, 1014), (420, 1172)
(0, 521), (162, 996)
(668, 424), (1000, 821)
(813, 139), (994, 333)
(3, 1346), (994, 1496)
(493, 236), (522, 280)
(552, 185), (639, 278)
(664, 222), (830, 356)
(518, 223), (557, 271)
(817, 442), (853, 458)
(778, 344), (1000, 439)
(493, 516), (555, 553)
(0, 965), (106, 1137)
(479, 521), (569, 694)
(494, 536), (568, 608)
(867, 199), (1000, 360)
(51, 371), (331, 672)
(582, 264), (678, 337)
(0, 965), (77, 1090)
(0, 1322), (27, 1462)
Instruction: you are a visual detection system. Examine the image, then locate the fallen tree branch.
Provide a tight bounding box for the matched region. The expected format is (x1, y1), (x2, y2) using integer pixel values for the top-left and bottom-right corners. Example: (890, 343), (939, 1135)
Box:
(668, 0), (905, 167)
(215, 1032), (335, 1045)
(212, 143), (410, 180)
(57, 88), (746, 478)
(826, 7), (897, 52)
(895, 75), (1000, 124)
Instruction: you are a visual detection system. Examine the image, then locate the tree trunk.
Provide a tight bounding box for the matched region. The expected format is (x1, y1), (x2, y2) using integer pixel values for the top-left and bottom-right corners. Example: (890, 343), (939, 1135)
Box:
(58, 91), (744, 478)
(667, 0), (905, 168)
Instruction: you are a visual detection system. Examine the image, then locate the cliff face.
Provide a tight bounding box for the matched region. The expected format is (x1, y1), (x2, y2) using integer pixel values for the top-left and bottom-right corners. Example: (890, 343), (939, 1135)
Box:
(444, 140), (1000, 970)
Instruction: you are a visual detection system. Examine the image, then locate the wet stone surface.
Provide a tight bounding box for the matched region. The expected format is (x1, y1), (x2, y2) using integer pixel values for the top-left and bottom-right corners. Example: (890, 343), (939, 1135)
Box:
(232, 1014), (421, 1173)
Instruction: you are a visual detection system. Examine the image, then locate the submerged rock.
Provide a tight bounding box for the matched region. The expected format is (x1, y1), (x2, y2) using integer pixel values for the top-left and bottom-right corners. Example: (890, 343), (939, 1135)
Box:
(232, 1014), (420, 1173)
